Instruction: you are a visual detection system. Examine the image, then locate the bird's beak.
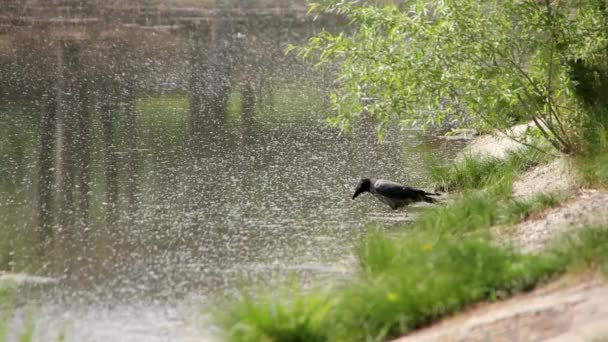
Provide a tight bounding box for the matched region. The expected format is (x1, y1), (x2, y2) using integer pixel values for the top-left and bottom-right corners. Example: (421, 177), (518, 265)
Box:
(352, 187), (363, 200)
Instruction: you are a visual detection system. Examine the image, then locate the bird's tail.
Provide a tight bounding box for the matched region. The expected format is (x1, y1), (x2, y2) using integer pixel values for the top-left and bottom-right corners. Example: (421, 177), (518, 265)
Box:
(421, 194), (436, 203)
(421, 191), (441, 203)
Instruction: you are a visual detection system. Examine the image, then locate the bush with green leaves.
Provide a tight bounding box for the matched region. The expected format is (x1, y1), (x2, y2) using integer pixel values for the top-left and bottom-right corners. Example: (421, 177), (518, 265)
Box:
(292, 0), (608, 153)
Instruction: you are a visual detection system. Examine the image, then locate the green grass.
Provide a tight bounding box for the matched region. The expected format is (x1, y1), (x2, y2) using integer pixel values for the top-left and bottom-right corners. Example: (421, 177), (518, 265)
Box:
(218, 284), (337, 342)
(551, 227), (608, 275)
(574, 152), (608, 189)
(419, 147), (561, 236)
(410, 190), (564, 240)
(220, 226), (608, 342)
(415, 192), (500, 236)
(219, 181), (587, 342)
(428, 148), (549, 193)
(358, 191), (564, 273)
(498, 193), (564, 225)
(333, 232), (561, 341)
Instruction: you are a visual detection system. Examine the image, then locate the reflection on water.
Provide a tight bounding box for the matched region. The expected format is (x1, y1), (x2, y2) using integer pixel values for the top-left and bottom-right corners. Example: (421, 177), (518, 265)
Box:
(0, 5), (466, 341)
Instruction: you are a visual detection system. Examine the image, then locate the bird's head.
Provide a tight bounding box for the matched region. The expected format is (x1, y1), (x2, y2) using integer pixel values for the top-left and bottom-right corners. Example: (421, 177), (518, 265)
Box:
(352, 178), (372, 200)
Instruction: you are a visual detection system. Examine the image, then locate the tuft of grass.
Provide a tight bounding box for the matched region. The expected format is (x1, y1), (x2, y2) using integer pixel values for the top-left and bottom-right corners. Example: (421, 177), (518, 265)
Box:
(219, 283), (338, 342)
(498, 193), (564, 225)
(550, 227), (608, 275)
(575, 152), (608, 189)
(414, 192), (500, 236)
(428, 156), (505, 191)
(429, 148), (549, 193)
(408, 190), (562, 238)
(335, 231), (561, 341)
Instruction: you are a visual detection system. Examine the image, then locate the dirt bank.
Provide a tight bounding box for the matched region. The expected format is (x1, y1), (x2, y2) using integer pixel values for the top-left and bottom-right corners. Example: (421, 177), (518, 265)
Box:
(395, 275), (608, 342)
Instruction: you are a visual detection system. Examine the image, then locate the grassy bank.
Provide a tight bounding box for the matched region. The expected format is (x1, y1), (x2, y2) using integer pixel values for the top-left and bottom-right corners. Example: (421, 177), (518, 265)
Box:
(220, 225), (608, 342)
(575, 152), (608, 189)
(427, 148), (550, 193)
(218, 149), (608, 342)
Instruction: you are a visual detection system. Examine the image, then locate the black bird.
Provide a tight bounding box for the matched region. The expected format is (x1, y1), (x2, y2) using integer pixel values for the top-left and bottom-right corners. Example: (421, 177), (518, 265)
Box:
(352, 178), (439, 210)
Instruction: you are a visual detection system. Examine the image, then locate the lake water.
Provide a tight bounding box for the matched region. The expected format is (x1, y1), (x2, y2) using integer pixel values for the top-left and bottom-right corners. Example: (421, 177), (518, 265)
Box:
(0, 6), (465, 341)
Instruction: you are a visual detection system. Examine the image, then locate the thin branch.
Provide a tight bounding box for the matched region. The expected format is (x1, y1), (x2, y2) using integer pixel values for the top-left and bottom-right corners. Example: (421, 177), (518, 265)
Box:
(532, 115), (564, 152)
(501, 49), (572, 152)
(504, 49), (547, 100)
(543, 0), (571, 150)
(536, 108), (572, 152)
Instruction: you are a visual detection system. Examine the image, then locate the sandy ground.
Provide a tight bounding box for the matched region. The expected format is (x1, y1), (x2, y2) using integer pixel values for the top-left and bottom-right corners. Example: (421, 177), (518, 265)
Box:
(512, 158), (579, 200)
(509, 190), (608, 252)
(462, 130), (608, 253)
(395, 275), (608, 342)
(509, 156), (608, 252)
(457, 124), (532, 160)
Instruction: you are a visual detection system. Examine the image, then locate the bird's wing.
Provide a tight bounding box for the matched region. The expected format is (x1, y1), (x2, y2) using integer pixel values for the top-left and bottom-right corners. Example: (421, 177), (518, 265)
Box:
(373, 180), (426, 200)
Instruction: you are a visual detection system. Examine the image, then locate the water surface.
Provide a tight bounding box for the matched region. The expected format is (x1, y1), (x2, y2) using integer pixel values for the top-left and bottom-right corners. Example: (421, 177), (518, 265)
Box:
(0, 9), (465, 340)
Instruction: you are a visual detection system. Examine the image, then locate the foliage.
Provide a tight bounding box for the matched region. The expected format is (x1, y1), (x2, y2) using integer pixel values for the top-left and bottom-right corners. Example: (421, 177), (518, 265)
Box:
(292, 0), (608, 153)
